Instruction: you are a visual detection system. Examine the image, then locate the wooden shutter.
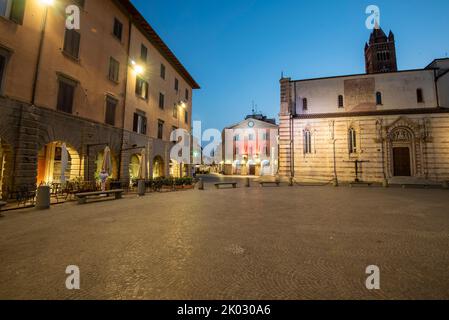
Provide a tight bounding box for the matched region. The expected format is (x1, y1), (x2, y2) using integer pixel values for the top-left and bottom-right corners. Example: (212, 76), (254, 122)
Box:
(142, 117), (147, 135)
(10, 0), (26, 25)
(57, 81), (74, 114)
(105, 97), (117, 126)
(133, 113), (139, 132)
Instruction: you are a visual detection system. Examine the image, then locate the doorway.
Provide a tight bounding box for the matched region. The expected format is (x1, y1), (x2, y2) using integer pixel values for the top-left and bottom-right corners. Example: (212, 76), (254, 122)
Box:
(393, 147), (411, 177)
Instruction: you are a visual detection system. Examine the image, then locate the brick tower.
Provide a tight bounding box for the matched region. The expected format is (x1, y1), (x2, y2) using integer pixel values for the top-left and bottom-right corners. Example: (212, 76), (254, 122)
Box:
(365, 28), (398, 74)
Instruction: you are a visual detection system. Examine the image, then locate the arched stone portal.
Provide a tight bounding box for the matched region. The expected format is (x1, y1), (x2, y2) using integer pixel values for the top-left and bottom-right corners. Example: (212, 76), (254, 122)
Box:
(37, 142), (83, 185)
(153, 156), (165, 178)
(387, 127), (416, 177)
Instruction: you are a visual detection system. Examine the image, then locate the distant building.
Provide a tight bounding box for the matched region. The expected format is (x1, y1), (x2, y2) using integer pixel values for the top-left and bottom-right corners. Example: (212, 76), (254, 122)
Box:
(222, 114), (278, 176)
(279, 28), (449, 184)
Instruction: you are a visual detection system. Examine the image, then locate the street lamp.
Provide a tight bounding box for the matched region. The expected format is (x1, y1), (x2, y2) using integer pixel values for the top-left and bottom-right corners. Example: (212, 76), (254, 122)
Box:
(131, 60), (144, 75)
(31, 0), (55, 105)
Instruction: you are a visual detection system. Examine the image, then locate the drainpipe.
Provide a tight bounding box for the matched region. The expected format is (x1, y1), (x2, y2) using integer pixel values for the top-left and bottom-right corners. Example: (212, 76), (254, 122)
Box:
(290, 82), (297, 179)
(117, 16), (133, 181)
(31, 6), (49, 106)
(434, 69), (440, 108)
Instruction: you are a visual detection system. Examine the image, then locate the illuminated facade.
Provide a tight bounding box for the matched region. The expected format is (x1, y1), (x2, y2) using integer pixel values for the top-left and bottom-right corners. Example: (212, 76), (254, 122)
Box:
(0, 0), (199, 198)
(279, 29), (449, 184)
(222, 115), (278, 176)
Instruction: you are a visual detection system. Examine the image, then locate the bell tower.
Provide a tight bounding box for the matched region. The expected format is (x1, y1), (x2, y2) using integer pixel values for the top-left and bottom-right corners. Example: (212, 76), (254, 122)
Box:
(365, 28), (398, 74)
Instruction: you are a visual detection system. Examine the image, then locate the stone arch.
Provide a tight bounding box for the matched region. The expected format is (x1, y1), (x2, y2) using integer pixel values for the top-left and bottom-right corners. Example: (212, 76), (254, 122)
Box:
(386, 125), (418, 177)
(129, 153), (141, 182)
(153, 155), (165, 178)
(37, 141), (83, 185)
(0, 137), (14, 199)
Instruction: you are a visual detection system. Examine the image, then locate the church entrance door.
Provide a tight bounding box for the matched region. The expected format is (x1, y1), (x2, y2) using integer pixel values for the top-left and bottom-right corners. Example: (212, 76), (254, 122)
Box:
(393, 147), (411, 177)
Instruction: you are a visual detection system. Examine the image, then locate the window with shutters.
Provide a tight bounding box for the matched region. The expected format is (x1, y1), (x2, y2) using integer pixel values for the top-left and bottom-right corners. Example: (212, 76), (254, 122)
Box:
(105, 96), (117, 126)
(113, 18), (123, 41)
(159, 93), (165, 109)
(57, 77), (77, 114)
(172, 104), (178, 119)
(185, 89), (189, 101)
(141, 44), (148, 62)
(133, 112), (147, 135)
(160, 64), (166, 79)
(174, 78), (179, 91)
(108, 57), (119, 82)
(135, 76), (148, 100)
(1, 0), (25, 24)
(158, 120), (164, 140)
(184, 110), (188, 124)
(63, 29), (81, 59)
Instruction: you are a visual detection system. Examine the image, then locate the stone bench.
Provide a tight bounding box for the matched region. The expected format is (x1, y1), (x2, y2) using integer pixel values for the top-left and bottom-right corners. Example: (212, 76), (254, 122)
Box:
(214, 182), (237, 189)
(260, 181), (281, 187)
(75, 189), (124, 205)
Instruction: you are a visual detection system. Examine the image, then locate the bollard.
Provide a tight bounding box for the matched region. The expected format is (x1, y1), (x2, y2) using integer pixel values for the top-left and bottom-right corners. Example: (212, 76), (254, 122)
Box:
(245, 178), (250, 188)
(138, 180), (146, 196)
(35, 186), (51, 210)
(198, 178), (204, 190)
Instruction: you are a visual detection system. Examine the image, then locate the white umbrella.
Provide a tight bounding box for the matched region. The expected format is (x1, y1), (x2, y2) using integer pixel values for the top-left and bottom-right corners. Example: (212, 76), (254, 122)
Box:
(102, 146), (112, 176)
(60, 143), (68, 184)
(138, 148), (147, 180)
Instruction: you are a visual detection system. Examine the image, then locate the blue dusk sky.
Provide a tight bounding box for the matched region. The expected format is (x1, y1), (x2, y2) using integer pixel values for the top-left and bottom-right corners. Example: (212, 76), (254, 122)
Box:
(131, 0), (449, 131)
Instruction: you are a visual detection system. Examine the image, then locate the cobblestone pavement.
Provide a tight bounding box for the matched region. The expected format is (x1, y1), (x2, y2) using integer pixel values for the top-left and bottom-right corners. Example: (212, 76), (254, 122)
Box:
(1, 185), (449, 300)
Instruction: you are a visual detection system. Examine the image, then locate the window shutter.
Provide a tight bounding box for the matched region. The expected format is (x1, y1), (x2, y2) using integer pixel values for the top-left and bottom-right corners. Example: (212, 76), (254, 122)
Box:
(72, 30), (80, 58)
(10, 0), (26, 25)
(142, 117), (147, 135)
(133, 113), (138, 132)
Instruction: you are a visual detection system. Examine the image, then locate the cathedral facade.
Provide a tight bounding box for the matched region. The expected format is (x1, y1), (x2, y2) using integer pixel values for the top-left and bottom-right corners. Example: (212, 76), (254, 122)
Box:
(279, 28), (449, 185)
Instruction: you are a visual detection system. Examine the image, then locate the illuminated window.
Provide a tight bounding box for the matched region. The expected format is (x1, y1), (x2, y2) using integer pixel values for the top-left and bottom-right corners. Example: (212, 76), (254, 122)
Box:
(135, 76), (148, 100)
(133, 112), (147, 135)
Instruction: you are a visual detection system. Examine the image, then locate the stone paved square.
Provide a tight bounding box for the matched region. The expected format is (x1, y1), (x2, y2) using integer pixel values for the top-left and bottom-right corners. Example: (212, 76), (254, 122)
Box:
(1, 185), (449, 300)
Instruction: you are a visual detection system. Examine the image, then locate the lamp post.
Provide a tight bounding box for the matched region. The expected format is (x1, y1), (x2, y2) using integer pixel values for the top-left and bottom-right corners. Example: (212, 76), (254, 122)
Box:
(176, 101), (187, 177)
(31, 0), (54, 106)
